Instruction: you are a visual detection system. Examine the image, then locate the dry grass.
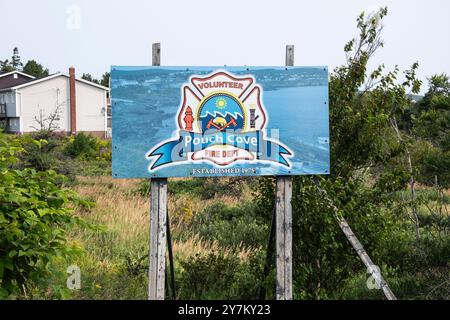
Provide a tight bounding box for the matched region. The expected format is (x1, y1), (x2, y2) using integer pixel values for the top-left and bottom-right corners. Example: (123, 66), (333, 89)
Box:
(73, 176), (149, 248)
(172, 234), (256, 262)
(70, 176), (255, 262)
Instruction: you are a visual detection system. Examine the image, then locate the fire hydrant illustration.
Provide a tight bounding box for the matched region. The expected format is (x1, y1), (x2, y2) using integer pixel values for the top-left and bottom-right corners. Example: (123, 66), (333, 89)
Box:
(184, 106), (194, 131)
(250, 108), (259, 129)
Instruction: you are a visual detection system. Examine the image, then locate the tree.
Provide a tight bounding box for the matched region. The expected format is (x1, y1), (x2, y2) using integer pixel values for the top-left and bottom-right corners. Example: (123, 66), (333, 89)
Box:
(0, 59), (15, 73)
(256, 7), (424, 299)
(81, 72), (109, 87)
(426, 73), (450, 95)
(23, 60), (49, 78)
(100, 72), (110, 88)
(413, 74), (450, 151)
(31, 101), (64, 133)
(11, 47), (23, 71)
(410, 74), (450, 187)
(81, 73), (99, 84)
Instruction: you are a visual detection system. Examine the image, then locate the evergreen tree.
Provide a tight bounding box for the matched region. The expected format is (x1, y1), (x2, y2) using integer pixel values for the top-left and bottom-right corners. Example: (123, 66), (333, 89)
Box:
(0, 59), (15, 73)
(23, 60), (49, 78)
(11, 47), (23, 71)
(81, 73), (99, 84)
(100, 72), (110, 88)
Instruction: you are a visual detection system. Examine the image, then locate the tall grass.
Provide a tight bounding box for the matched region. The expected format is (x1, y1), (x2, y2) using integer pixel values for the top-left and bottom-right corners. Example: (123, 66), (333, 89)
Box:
(64, 176), (258, 299)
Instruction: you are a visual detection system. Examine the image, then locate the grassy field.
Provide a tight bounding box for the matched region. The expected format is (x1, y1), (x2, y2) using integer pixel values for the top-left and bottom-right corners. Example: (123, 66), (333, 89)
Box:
(46, 174), (445, 300)
(2, 132), (448, 300)
(62, 176), (263, 299)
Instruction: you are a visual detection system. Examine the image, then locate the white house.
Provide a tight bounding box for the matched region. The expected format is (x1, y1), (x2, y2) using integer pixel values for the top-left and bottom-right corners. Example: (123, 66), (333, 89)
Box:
(0, 68), (111, 138)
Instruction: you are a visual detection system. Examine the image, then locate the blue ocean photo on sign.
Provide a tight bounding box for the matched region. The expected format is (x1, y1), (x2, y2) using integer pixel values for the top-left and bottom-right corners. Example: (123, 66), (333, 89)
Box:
(111, 66), (329, 178)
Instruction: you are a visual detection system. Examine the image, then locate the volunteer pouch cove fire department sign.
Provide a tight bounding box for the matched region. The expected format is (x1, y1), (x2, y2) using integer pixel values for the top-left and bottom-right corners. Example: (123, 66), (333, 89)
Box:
(148, 71), (292, 170)
(111, 66), (329, 178)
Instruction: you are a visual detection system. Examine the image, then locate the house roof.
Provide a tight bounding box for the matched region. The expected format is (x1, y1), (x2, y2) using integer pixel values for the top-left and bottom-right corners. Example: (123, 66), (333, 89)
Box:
(0, 71), (36, 90)
(0, 72), (109, 92)
(0, 70), (35, 80)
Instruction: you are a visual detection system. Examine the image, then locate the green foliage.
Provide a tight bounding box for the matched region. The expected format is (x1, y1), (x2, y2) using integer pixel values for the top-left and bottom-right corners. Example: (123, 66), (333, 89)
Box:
(413, 93), (450, 152)
(11, 47), (22, 70)
(98, 139), (112, 162)
(100, 72), (110, 88)
(10, 132), (111, 180)
(0, 59), (15, 73)
(253, 8), (449, 299)
(188, 201), (268, 248)
(81, 73), (99, 84)
(64, 133), (99, 160)
(18, 132), (67, 171)
(255, 176), (409, 299)
(80, 72), (109, 87)
(23, 60), (49, 78)
(411, 140), (450, 187)
(135, 177), (250, 199)
(178, 251), (265, 299)
(405, 74), (450, 187)
(0, 48), (23, 73)
(0, 132), (92, 298)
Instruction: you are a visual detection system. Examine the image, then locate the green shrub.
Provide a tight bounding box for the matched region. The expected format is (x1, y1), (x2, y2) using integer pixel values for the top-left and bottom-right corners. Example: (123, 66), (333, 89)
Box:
(0, 132), (92, 298)
(178, 251), (265, 300)
(411, 140), (450, 187)
(98, 139), (112, 162)
(18, 133), (68, 172)
(15, 134), (85, 182)
(64, 133), (99, 160)
(189, 201), (268, 249)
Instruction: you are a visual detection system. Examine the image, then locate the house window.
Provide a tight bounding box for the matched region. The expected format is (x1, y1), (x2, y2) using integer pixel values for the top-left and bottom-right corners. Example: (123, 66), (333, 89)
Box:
(13, 73), (18, 79)
(8, 118), (19, 131)
(0, 103), (6, 115)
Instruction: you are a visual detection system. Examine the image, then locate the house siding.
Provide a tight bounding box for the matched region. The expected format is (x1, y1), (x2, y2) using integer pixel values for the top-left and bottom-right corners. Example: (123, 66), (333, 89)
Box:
(15, 75), (107, 135)
(18, 76), (70, 132)
(75, 80), (106, 134)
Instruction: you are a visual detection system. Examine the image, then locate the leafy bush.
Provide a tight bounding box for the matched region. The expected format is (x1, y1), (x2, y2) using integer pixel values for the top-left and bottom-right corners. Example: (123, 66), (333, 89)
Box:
(0, 132), (92, 298)
(64, 133), (99, 160)
(411, 140), (450, 187)
(17, 132), (68, 172)
(178, 251), (266, 300)
(11, 132), (112, 179)
(189, 201), (268, 249)
(98, 139), (112, 162)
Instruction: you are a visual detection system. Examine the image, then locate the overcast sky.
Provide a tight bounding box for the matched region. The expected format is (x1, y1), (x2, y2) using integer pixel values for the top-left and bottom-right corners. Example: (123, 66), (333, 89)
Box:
(1, 0), (449, 93)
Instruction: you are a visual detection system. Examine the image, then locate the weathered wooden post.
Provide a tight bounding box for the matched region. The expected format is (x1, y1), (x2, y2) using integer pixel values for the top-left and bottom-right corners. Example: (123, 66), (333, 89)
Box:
(275, 45), (294, 300)
(148, 42), (167, 300)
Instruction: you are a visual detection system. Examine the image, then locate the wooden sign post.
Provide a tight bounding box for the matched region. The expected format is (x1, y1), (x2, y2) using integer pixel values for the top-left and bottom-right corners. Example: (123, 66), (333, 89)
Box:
(275, 45), (294, 300)
(147, 43), (295, 300)
(148, 43), (167, 300)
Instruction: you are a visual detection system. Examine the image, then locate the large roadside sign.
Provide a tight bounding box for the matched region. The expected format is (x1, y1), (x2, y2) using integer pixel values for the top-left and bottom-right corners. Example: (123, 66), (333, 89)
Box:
(111, 66), (329, 178)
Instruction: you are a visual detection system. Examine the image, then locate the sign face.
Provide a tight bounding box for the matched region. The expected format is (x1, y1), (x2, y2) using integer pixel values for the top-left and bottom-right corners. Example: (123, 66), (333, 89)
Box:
(111, 66), (329, 178)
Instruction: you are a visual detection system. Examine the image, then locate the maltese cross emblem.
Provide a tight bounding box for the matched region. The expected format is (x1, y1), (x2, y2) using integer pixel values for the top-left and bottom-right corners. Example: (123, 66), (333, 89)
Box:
(147, 70), (293, 171)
